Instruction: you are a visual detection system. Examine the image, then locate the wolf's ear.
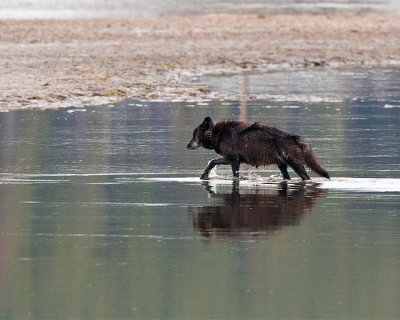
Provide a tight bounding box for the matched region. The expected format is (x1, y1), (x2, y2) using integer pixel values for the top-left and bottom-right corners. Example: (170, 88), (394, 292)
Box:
(200, 117), (213, 130)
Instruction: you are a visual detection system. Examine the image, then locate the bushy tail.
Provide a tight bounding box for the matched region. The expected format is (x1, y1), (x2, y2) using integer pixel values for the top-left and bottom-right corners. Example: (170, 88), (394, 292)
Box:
(298, 137), (330, 179)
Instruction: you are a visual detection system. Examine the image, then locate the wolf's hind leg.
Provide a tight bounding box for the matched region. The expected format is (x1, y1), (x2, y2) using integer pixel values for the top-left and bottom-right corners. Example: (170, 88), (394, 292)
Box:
(287, 160), (310, 181)
(200, 158), (228, 180)
(278, 163), (291, 180)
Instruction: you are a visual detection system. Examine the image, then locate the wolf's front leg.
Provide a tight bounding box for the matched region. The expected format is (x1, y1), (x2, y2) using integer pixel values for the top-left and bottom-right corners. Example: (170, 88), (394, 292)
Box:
(200, 158), (228, 180)
(231, 161), (240, 179)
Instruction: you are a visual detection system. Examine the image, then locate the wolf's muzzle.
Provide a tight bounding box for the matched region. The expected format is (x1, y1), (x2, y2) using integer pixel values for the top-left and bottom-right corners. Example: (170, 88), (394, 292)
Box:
(187, 139), (199, 150)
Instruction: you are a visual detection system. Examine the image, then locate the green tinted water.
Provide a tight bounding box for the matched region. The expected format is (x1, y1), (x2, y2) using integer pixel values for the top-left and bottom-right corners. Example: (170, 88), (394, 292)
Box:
(0, 69), (399, 319)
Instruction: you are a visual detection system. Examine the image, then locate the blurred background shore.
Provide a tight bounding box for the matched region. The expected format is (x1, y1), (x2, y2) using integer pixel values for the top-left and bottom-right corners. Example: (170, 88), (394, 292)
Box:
(0, 0), (399, 110)
(2, 0), (400, 18)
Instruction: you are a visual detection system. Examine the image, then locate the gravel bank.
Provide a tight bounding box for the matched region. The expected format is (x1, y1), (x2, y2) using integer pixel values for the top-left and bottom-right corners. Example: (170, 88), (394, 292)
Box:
(1, 12), (399, 110)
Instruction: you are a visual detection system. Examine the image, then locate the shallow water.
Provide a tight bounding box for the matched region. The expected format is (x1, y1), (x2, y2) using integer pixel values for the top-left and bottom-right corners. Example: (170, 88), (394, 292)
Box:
(1, 0), (399, 18)
(0, 68), (400, 319)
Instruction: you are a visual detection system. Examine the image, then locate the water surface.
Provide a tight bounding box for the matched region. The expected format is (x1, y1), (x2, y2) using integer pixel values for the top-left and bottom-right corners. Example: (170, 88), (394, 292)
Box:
(0, 68), (399, 319)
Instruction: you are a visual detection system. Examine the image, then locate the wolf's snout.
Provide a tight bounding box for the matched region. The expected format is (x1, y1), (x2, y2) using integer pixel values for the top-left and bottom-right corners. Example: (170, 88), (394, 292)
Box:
(187, 139), (199, 150)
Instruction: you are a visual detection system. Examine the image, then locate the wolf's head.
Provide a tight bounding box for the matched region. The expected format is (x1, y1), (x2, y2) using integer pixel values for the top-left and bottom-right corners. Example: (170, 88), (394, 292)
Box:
(187, 117), (213, 150)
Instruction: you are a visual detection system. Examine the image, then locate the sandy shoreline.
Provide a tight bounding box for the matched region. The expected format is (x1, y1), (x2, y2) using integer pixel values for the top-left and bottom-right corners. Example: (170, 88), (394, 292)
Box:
(1, 12), (400, 111)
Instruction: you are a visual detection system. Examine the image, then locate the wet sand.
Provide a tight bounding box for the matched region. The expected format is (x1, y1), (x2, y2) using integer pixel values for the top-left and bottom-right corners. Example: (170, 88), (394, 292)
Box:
(1, 12), (399, 110)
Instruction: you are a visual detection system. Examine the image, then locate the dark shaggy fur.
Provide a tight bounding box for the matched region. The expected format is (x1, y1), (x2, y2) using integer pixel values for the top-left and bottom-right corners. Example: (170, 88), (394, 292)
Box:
(187, 117), (330, 180)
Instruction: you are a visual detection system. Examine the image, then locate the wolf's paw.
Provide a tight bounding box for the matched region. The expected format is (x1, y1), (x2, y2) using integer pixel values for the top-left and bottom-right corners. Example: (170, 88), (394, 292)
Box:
(200, 173), (210, 180)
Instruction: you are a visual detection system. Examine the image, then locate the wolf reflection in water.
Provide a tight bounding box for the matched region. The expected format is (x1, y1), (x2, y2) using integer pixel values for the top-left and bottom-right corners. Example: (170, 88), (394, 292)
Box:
(190, 183), (325, 237)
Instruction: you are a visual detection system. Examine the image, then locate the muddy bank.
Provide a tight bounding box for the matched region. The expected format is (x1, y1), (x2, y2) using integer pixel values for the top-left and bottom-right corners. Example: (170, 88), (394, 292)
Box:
(1, 12), (399, 110)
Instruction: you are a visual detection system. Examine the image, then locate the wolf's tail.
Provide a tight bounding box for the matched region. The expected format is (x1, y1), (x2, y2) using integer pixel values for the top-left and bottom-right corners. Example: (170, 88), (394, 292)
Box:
(297, 137), (330, 179)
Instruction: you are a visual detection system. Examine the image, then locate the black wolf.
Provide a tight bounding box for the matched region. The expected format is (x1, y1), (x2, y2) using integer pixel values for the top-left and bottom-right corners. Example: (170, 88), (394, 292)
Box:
(187, 117), (330, 180)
